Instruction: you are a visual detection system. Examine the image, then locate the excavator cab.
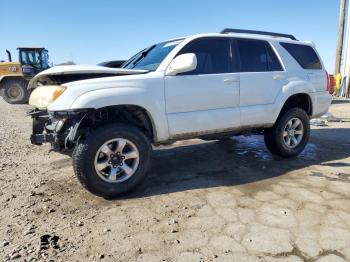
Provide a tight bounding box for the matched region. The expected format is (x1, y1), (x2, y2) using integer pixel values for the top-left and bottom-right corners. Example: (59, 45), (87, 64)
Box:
(18, 47), (50, 78)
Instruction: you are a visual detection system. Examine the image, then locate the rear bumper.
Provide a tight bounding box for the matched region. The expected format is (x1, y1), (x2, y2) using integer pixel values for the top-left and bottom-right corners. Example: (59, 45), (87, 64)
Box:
(310, 91), (332, 118)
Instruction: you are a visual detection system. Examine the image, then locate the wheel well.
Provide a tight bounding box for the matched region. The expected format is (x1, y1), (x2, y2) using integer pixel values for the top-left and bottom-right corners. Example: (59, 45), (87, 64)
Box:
(279, 94), (312, 117)
(0, 76), (27, 86)
(84, 105), (155, 142)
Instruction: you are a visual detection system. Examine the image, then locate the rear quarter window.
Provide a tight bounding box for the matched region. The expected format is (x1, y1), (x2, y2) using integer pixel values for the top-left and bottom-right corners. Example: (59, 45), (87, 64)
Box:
(280, 42), (322, 70)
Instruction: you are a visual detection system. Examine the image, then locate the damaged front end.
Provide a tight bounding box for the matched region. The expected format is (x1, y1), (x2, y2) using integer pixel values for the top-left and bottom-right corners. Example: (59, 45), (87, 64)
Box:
(26, 65), (150, 151)
(27, 108), (90, 152)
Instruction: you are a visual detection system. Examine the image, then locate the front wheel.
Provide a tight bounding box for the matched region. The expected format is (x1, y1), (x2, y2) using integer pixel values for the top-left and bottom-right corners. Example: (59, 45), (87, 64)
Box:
(72, 124), (151, 198)
(264, 108), (310, 157)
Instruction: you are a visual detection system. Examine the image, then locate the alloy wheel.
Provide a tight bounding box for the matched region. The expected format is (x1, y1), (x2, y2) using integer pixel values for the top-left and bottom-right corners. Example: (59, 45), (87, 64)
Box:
(94, 138), (140, 183)
(283, 117), (304, 148)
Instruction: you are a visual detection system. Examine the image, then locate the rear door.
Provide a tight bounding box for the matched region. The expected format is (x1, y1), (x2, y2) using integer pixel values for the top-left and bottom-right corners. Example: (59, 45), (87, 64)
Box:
(236, 39), (287, 126)
(165, 37), (240, 137)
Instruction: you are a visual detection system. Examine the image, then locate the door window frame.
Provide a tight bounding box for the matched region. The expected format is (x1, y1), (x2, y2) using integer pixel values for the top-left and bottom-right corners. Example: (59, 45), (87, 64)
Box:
(174, 36), (237, 75)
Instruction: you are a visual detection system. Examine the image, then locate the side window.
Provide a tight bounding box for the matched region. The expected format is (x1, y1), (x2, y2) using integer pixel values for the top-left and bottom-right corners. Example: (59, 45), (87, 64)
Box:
(238, 39), (267, 72)
(20, 51), (28, 65)
(178, 38), (231, 74)
(237, 39), (283, 72)
(280, 42), (322, 70)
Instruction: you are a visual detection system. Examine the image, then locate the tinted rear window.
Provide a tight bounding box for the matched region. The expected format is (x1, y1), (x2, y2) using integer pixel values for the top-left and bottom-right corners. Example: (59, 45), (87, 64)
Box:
(280, 43), (322, 70)
(237, 39), (283, 72)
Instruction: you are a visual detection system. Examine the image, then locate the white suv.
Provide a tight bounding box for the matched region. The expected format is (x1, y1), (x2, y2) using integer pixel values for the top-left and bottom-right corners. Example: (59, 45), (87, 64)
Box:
(28, 29), (332, 197)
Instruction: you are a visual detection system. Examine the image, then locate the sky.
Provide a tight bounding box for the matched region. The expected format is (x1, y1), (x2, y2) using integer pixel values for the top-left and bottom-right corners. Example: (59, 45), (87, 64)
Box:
(1, 0), (342, 72)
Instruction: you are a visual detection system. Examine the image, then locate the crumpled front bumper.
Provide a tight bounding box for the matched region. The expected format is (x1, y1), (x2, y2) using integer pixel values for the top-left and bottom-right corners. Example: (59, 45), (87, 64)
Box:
(27, 108), (88, 151)
(27, 109), (55, 145)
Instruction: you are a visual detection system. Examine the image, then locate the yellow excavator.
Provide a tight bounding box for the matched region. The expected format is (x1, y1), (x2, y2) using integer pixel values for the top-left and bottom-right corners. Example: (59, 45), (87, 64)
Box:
(0, 47), (50, 104)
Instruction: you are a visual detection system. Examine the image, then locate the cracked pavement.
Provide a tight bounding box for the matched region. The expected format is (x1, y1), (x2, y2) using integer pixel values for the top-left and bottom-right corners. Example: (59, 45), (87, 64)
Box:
(0, 98), (349, 261)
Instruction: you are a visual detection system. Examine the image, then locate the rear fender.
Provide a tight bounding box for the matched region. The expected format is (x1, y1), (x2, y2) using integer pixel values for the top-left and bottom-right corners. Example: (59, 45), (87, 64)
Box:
(270, 80), (315, 124)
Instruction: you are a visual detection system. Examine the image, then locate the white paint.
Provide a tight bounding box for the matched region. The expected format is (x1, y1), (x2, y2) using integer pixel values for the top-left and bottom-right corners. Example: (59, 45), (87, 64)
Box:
(34, 64), (147, 76)
(165, 72), (240, 136)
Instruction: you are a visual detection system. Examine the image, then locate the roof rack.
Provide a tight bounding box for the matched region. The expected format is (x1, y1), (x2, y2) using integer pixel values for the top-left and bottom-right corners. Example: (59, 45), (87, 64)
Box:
(220, 28), (297, 41)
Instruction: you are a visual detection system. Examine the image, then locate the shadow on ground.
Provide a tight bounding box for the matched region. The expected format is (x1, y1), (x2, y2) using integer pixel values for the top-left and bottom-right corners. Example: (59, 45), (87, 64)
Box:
(332, 99), (350, 104)
(49, 128), (350, 199)
(126, 128), (350, 199)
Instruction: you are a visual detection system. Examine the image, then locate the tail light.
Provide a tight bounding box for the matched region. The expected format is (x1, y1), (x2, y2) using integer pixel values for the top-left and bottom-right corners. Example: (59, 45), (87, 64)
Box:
(325, 70), (332, 94)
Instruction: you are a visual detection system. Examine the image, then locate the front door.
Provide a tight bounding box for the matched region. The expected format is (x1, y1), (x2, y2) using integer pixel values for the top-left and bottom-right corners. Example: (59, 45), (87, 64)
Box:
(165, 37), (240, 137)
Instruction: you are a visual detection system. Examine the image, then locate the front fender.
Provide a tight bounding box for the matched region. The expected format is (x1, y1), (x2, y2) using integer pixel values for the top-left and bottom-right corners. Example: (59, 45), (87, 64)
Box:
(51, 87), (169, 142)
(70, 87), (150, 109)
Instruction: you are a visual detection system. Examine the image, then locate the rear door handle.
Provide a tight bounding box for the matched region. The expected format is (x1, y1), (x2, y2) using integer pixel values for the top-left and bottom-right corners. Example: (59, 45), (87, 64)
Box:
(273, 75), (285, 80)
(224, 77), (239, 84)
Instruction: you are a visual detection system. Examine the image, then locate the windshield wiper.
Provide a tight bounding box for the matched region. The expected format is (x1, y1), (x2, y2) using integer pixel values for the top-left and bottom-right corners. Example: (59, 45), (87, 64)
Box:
(131, 45), (156, 68)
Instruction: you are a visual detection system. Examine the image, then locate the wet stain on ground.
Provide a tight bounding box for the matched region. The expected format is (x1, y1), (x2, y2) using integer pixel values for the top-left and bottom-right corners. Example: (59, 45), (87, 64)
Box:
(311, 171), (350, 183)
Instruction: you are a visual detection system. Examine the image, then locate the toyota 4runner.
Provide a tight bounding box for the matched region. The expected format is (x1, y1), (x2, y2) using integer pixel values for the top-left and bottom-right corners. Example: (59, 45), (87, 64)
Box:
(27, 29), (332, 198)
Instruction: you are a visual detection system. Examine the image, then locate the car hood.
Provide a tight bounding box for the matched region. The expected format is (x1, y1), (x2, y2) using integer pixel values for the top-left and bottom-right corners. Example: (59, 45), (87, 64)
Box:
(28, 64), (148, 90)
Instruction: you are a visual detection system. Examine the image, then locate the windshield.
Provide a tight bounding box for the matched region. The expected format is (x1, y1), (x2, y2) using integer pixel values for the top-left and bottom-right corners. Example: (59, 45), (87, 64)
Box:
(122, 39), (183, 71)
(20, 50), (41, 68)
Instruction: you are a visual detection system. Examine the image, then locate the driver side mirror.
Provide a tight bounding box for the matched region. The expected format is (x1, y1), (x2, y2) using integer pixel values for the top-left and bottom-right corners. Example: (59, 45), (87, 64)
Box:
(166, 53), (197, 76)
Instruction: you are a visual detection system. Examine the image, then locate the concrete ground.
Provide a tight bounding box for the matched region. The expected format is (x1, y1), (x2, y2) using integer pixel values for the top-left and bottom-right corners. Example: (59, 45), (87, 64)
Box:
(0, 98), (349, 262)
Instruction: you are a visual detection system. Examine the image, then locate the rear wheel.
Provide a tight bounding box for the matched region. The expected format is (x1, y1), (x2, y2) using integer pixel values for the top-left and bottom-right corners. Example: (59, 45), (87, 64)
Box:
(72, 124), (151, 198)
(264, 108), (310, 157)
(0, 78), (29, 104)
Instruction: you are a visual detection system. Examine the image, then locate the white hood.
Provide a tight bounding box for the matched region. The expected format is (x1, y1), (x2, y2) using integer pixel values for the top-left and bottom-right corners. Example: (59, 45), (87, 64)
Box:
(28, 64), (148, 90)
(35, 64), (147, 76)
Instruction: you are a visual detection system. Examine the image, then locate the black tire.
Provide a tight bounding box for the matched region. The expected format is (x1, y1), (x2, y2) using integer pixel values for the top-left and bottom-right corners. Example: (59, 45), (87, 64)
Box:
(264, 108), (310, 157)
(1, 78), (29, 104)
(72, 123), (151, 198)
